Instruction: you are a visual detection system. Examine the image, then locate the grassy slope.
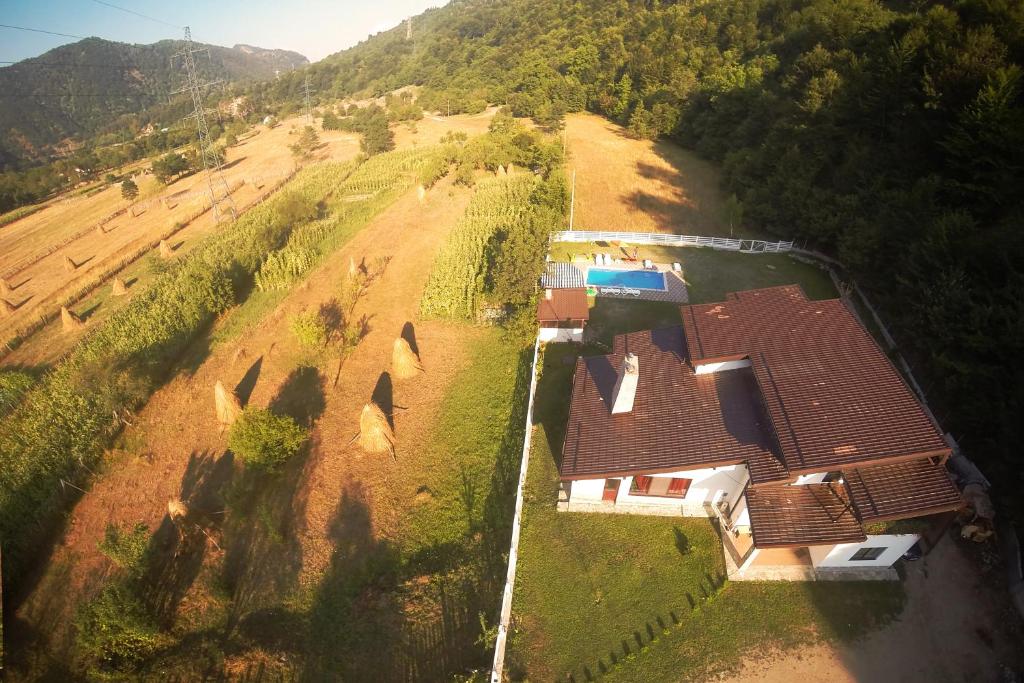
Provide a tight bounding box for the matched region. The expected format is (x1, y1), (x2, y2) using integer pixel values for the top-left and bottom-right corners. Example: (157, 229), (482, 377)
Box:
(508, 253), (902, 681)
(297, 328), (533, 680)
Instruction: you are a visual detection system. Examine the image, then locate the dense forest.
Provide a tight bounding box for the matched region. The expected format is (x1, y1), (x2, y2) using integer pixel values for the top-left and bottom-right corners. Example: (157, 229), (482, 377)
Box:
(0, 37), (306, 169)
(255, 0), (1024, 521)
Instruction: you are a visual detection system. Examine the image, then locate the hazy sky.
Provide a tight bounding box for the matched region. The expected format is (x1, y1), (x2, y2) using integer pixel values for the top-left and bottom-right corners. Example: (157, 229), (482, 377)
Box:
(0, 0), (441, 63)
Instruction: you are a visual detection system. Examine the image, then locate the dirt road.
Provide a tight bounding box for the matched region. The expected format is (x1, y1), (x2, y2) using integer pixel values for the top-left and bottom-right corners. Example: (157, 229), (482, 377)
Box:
(721, 536), (1023, 683)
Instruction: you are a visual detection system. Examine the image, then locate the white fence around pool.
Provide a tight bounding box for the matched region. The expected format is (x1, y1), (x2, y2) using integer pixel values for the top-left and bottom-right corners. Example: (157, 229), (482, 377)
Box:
(551, 230), (794, 253)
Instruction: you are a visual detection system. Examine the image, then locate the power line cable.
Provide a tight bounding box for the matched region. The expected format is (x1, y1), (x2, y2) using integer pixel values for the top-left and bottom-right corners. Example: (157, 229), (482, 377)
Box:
(0, 23), (87, 40)
(87, 0), (183, 30)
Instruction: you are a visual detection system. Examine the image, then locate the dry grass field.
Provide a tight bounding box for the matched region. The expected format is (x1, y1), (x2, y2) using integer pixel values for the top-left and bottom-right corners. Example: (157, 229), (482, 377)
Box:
(10, 173), (478, 670)
(564, 112), (748, 237)
(0, 117), (361, 354)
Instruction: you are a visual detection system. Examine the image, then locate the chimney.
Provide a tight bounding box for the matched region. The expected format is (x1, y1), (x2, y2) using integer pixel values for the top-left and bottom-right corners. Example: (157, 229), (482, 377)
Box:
(611, 352), (639, 414)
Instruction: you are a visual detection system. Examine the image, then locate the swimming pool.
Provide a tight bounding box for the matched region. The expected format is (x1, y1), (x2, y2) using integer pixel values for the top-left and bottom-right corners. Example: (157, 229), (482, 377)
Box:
(586, 268), (667, 291)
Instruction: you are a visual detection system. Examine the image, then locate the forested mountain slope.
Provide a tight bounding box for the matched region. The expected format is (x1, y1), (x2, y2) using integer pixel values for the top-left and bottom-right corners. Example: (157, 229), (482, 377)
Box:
(260, 0), (1024, 519)
(0, 37), (306, 168)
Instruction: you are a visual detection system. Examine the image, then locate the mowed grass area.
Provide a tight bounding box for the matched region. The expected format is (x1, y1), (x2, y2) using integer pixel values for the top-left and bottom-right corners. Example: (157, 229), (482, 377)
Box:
(507, 256), (901, 682)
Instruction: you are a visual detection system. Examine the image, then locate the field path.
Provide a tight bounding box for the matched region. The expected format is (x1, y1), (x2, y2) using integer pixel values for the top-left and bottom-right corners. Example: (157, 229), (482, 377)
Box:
(565, 112), (736, 237)
(10, 173), (475, 669)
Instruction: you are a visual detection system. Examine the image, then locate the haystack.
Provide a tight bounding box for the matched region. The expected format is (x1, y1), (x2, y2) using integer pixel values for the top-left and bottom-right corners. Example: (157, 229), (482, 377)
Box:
(112, 277), (127, 296)
(95, 225), (106, 238)
(417, 184), (426, 202)
(359, 402), (395, 457)
(497, 164), (506, 177)
(61, 306), (83, 332)
(1, 299), (14, 316)
(63, 255), (76, 272)
(392, 337), (424, 380)
(168, 498), (189, 523)
(159, 239), (174, 258)
(214, 380), (242, 425)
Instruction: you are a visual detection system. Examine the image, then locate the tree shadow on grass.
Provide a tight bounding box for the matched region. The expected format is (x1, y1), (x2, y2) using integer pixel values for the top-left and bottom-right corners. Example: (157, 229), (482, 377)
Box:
(268, 365), (325, 428)
(221, 442), (311, 639)
(302, 481), (485, 681)
(142, 449), (235, 626)
(221, 372), (323, 639)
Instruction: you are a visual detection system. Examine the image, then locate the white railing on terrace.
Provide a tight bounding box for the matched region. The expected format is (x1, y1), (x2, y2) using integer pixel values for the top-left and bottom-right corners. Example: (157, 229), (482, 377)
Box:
(551, 230), (794, 253)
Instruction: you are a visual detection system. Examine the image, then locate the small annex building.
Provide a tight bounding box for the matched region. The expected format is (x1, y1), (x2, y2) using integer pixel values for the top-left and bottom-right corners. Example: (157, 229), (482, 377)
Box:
(558, 285), (963, 579)
(537, 287), (589, 342)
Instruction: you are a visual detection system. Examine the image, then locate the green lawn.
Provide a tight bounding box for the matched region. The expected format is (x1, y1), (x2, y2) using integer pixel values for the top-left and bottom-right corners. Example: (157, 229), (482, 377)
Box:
(507, 248), (903, 681)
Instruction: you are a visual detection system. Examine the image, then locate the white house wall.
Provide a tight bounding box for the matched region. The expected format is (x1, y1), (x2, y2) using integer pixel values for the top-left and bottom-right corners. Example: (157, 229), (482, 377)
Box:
(538, 327), (584, 343)
(809, 535), (920, 568)
(563, 465), (749, 517)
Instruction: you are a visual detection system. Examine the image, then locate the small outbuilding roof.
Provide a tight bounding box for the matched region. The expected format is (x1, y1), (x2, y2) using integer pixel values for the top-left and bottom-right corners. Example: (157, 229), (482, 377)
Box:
(537, 288), (590, 323)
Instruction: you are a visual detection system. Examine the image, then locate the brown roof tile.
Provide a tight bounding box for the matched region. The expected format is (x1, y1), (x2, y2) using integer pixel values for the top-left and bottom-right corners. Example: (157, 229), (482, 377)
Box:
(560, 326), (780, 479)
(681, 286), (950, 473)
(746, 483), (867, 548)
(843, 458), (963, 522)
(537, 288), (589, 323)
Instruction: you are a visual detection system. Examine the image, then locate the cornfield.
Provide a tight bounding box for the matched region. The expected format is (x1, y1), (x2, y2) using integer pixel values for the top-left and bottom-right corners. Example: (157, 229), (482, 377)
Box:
(420, 174), (538, 319)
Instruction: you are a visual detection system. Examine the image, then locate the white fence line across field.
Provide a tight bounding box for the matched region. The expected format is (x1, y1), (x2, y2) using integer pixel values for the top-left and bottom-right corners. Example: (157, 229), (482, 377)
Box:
(551, 230), (794, 253)
(490, 335), (541, 682)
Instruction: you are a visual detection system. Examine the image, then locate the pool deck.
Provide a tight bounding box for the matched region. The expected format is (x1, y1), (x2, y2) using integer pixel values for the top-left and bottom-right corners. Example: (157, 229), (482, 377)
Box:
(542, 260), (689, 303)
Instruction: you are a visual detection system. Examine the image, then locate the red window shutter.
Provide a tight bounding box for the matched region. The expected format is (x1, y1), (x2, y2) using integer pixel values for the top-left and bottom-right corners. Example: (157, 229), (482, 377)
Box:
(632, 476), (653, 494)
(667, 478), (692, 496)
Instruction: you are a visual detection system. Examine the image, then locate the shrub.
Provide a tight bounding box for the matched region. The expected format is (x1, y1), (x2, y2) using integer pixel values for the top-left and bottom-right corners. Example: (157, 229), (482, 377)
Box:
(290, 310), (329, 348)
(98, 522), (150, 578)
(121, 178), (139, 200)
(74, 581), (162, 674)
(228, 407), (307, 471)
(290, 126), (321, 159)
(274, 191), (318, 227)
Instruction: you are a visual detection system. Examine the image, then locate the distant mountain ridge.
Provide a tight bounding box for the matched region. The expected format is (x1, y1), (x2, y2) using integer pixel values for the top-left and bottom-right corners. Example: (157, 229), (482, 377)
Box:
(0, 37), (308, 168)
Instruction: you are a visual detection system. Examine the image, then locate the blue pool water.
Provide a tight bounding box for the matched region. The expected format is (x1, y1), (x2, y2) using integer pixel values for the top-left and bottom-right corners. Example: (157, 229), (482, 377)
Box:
(586, 268), (667, 290)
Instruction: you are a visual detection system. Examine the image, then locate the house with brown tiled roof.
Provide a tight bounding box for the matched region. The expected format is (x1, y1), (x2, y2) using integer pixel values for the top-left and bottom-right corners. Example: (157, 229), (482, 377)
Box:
(558, 285), (964, 579)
